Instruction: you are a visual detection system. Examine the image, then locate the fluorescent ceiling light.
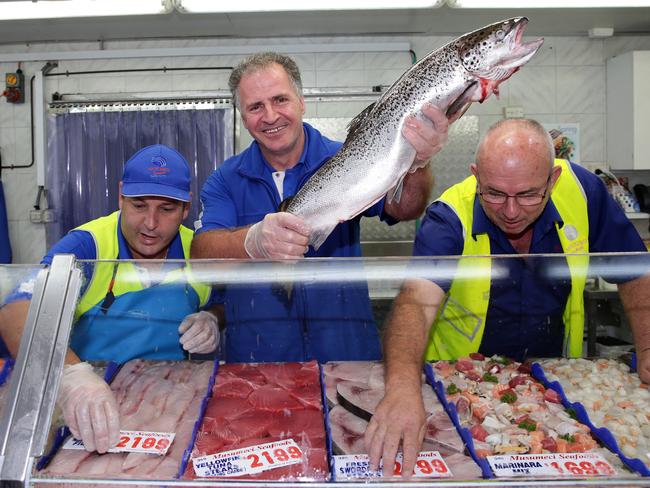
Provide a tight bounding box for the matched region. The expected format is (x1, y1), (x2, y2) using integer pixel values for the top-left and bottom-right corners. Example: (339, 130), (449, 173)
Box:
(1, 0), (172, 20)
(448, 0), (650, 6)
(177, 0), (444, 13)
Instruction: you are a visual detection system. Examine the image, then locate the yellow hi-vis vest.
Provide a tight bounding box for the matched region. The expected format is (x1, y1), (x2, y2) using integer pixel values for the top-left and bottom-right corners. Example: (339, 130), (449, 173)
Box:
(424, 159), (589, 360)
(73, 211), (210, 320)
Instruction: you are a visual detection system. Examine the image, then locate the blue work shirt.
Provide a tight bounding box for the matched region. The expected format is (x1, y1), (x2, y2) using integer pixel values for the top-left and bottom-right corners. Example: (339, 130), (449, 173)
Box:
(197, 123), (385, 363)
(5, 213), (186, 303)
(2, 214), (202, 362)
(414, 163), (647, 360)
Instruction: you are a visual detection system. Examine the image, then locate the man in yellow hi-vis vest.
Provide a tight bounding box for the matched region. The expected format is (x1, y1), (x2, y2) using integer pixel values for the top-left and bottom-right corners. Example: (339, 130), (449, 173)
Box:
(366, 119), (650, 478)
(0, 145), (220, 454)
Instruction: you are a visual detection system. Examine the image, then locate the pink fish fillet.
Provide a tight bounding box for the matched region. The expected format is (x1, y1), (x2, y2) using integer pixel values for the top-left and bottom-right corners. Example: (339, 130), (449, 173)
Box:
(41, 449), (92, 475)
(203, 396), (254, 421)
(323, 361), (375, 382)
(248, 385), (304, 412)
(213, 377), (255, 399)
(336, 380), (384, 419)
(329, 405), (368, 455)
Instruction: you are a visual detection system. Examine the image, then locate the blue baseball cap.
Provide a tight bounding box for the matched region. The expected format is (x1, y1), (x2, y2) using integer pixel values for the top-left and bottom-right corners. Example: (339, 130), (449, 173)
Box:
(121, 144), (191, 202)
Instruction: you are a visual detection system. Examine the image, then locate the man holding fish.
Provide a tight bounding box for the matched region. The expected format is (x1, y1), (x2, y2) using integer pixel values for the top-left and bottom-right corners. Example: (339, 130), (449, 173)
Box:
(191, 52), (449, 363)
(368, 118), (650, 477)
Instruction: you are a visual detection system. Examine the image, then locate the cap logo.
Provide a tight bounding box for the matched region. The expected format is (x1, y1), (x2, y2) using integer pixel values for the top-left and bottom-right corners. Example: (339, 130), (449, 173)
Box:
(148, 156), (170, 176)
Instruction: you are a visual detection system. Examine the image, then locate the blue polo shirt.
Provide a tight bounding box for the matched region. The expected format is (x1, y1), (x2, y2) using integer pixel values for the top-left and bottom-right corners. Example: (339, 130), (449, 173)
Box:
(196, 123), (384, 363)
(414, 163), (647, 360)
(6, 213), (186, 303)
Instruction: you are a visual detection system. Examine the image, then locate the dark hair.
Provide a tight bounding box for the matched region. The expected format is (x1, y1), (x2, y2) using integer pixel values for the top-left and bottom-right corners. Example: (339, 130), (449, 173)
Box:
(228, 52), (303, 109)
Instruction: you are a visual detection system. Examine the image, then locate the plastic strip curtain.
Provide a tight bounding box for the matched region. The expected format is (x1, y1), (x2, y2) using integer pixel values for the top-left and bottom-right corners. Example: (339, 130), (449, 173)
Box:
(0, 178), (11, 263)
(45, 101), (234, 247)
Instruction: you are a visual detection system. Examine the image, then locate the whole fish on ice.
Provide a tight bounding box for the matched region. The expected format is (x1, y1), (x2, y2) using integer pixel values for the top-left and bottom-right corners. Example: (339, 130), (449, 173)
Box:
(281, 17), (543, 250)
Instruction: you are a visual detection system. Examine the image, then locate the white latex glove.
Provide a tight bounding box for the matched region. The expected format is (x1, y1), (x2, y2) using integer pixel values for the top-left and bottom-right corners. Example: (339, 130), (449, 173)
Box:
(57, 362), (120, 453)
(244, 212), (310, 259)
(408, 157), (432, 174)
(402, 103), (449, 173)
(178, 311), (219, 354)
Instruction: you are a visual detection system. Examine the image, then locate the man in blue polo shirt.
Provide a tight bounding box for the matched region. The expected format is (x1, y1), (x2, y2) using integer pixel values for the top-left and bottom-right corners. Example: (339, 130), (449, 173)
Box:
(191, 51), (450, 363)
(0, 144), (220, 453)
(366, 118), (650, 478)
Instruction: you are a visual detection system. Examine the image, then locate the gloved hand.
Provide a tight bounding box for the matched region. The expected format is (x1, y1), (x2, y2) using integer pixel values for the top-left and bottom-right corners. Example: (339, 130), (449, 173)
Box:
(178, 311), (219, 354)
(401, 103), (449, 173)
(408, 157), (432, 174)
(244, 212), (310, 259)
(57, 362), (120, 453)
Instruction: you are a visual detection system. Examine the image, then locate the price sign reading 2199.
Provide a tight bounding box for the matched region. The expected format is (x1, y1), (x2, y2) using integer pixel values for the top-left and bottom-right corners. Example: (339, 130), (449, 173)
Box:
(63, 430), (175, 456)
(193, 439), (304, 478)
(247, 445), (302, 470)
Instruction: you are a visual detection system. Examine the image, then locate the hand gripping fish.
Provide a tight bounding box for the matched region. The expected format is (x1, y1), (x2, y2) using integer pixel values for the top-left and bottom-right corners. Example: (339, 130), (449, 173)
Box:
(281, 17), (543, 251)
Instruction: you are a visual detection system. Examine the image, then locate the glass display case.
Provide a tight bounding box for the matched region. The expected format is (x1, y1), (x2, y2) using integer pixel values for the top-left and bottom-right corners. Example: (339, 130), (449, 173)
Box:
(1, 252), (650, 487)
(0, 257), (79, 485)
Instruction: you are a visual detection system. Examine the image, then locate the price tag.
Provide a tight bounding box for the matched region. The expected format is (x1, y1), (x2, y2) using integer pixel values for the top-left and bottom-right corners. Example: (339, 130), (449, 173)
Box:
(333, 451), (452, 479)
(63, 430), (175, 456)
(488, 452), (616, 478)
(192, 438), (303, 478)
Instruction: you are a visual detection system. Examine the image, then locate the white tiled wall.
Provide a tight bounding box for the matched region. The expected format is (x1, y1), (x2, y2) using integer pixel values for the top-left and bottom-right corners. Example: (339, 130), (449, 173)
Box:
(1, 33), (648, 263)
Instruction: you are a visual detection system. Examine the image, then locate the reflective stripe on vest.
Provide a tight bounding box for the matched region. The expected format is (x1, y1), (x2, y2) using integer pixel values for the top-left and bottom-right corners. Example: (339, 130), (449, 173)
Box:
(425, 159), (589, 360)
(74, 211), (210, 319)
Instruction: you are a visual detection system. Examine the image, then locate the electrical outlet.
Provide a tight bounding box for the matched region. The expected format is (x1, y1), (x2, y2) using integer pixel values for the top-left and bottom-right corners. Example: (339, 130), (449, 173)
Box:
(42, 209), (56, 223)
(503, 106), (524, 118)
(29, 209), (42, 223)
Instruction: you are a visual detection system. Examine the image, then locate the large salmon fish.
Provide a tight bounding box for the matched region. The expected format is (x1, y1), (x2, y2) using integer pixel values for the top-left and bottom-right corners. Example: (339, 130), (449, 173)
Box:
(282, 17), (543, 250)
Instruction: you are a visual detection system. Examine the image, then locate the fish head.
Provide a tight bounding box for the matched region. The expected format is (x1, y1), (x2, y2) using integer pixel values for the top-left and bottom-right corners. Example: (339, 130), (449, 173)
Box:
(457, 17), (544, 97)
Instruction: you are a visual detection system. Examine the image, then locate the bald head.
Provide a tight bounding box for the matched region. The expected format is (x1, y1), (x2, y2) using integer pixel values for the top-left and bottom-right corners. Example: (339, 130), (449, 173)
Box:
(476, 118), (555, 175)
(470, 118), (561, 239)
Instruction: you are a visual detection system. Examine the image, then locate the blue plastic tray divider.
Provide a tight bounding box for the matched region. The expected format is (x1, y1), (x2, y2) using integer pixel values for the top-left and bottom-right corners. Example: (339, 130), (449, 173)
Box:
(103, 361), (121, 384)
(176, 357), (220, 479)
(531, 361), (650, 477)
(423, 363), (493, 478)
(319, 363), (336, 482)
(0, 358), (14, 386)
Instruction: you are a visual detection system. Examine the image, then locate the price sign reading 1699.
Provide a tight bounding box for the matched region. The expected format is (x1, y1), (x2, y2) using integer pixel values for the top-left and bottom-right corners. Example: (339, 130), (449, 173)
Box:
(488, 453), (617, 478)
(550, 460), (615, 476)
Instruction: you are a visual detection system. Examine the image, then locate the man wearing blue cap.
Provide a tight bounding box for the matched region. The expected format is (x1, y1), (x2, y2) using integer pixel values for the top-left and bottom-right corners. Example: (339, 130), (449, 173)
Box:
(0, 144), (219, 454)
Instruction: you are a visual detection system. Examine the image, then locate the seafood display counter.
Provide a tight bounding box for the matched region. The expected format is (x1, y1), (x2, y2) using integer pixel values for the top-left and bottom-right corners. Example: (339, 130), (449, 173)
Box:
(1, 253), (650, 487)
(0, 257), (80, 484)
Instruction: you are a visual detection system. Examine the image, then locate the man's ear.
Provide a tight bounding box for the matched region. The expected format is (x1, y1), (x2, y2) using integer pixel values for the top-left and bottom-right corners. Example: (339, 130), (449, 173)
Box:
(550, 164), (563, 190)
(470, 163), (478, 178)
(182, 200), (191, 221)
